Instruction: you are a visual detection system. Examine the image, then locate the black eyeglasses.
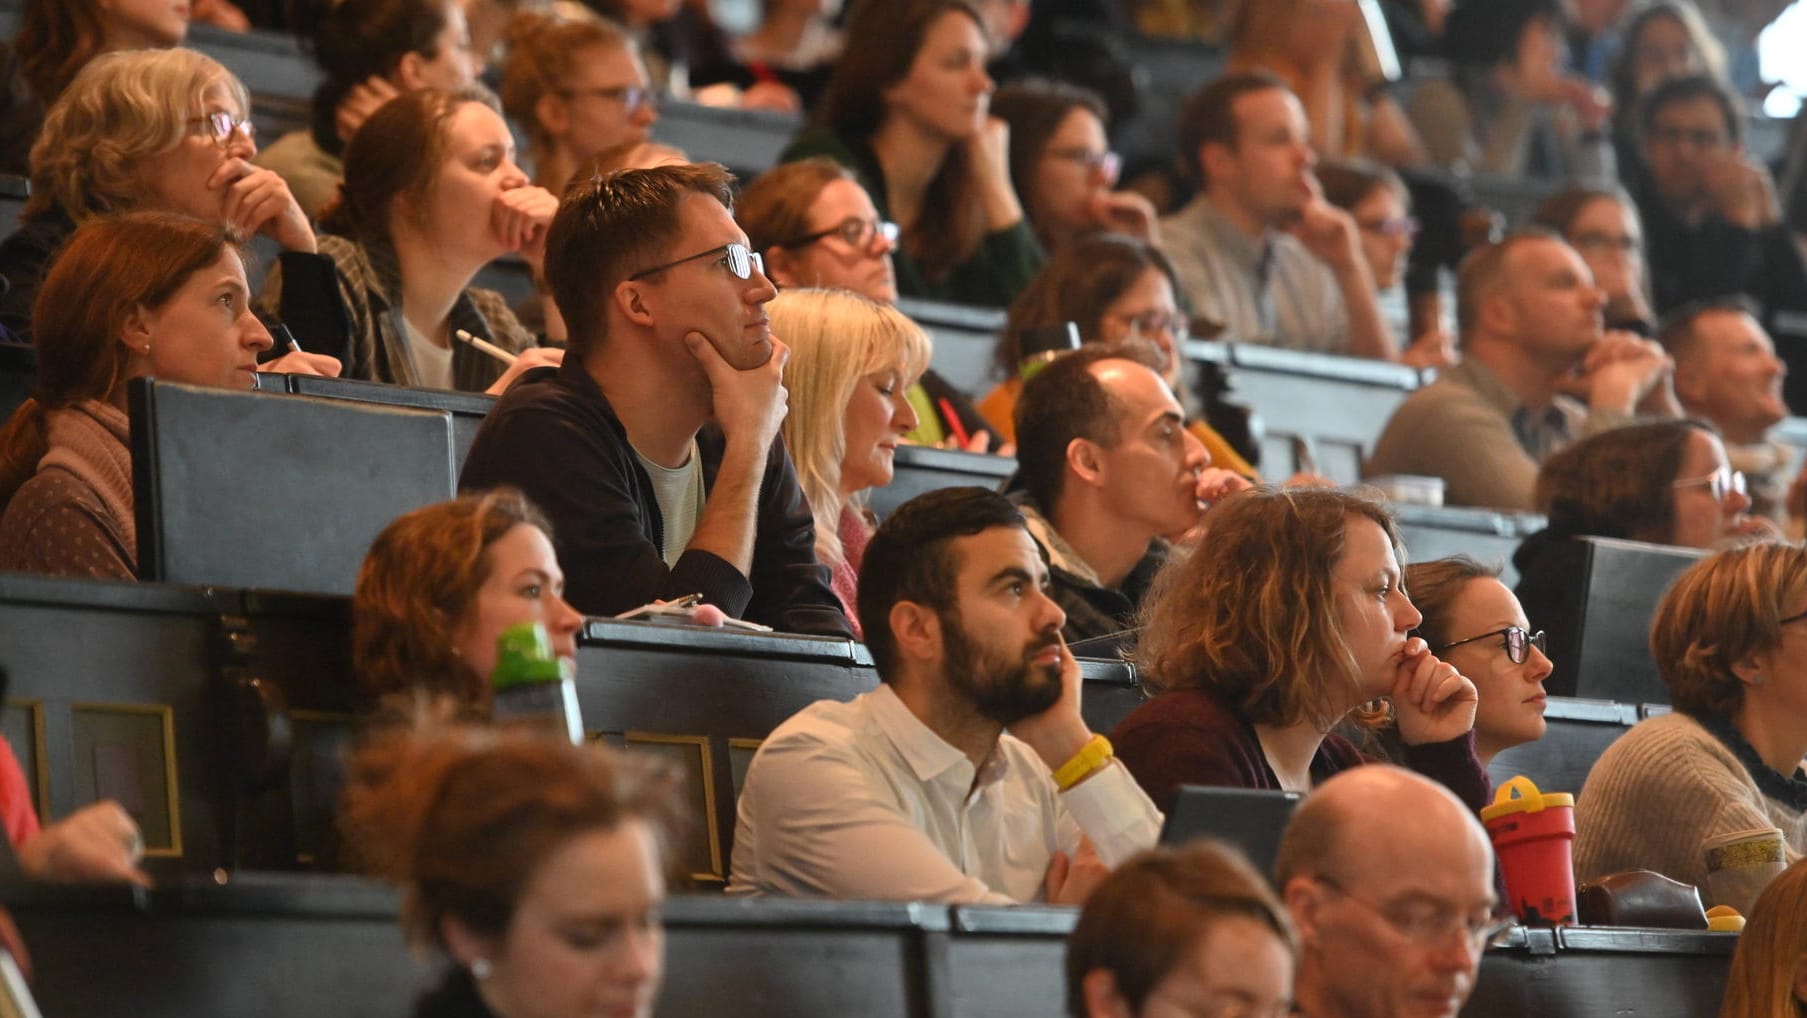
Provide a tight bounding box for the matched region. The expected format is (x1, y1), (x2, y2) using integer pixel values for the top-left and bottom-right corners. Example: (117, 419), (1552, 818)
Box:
(773, 217), (899, 251)
(628, 242), (764, 282)
(557, 84), (655, 116)
(190, 111), (255, 148)
(1434, 626), (1547, 665)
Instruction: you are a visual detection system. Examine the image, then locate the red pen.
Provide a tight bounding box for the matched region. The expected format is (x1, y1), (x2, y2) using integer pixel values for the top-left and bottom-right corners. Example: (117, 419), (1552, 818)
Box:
(937, 397), (971, 449)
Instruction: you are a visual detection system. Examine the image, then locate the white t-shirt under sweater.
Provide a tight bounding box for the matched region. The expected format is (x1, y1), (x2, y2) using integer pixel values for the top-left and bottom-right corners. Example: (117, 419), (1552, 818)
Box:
(1574, 710), (1807, 908)
(632, 440), (703, 568)
(401, 317), (455, 392)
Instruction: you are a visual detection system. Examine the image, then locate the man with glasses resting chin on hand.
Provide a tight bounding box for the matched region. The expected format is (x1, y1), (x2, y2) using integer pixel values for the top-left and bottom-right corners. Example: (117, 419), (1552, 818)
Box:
(1276, 766), (1504, 1018)
(458, 163), (852, 637)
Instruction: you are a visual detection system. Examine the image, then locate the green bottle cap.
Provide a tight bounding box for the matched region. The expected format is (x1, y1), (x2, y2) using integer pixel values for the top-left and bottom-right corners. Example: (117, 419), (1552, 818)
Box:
(490, 622), (564, 689)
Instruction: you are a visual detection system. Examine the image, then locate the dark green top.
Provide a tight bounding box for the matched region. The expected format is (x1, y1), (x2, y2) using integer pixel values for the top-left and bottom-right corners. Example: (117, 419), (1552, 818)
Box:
(780, 128), (1044, 309)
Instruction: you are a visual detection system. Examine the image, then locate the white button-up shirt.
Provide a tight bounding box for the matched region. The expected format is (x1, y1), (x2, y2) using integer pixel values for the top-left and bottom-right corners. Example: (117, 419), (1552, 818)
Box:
(729, 684), (1163, 903)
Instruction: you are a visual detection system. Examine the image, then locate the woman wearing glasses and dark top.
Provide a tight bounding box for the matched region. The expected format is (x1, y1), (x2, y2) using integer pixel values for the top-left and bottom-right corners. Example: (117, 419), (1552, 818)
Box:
(1403, 556), (1553, 772)
(1513, 419), (1770, 695)
(738, 156), (1003, 452)
(262, 87), (563, 394)
(780, 0), (1043, 309)
(989, 78), (1160, 257)
(1575, 541), (1807, 911)
(499, 13), (658, 200)
(0, 49), (340, 376)
(1111, 486), (1489, 813)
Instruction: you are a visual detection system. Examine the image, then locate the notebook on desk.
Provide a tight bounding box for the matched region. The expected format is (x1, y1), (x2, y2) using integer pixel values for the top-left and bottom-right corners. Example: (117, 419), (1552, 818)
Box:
(1158, 786), (1304, 878)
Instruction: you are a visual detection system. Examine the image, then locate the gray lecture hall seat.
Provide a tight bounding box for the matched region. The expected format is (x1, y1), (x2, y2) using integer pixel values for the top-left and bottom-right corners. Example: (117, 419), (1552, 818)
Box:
(277, 373), (498, 468)
(0, 340), (30, 425)
(868, 444), (1017, 519)
(3, 875), (1736, 1018)
(1391, 503), (1547, 588)
(1185, 339), (1421, 485)
(654, 101), (802, 180)
(894, 296), (1007, 398)
(1546, 536), (1702, 704)
(128, 377), (458, 596)
(1486, 697), (1646, 796)
(0, 172), (26, 244)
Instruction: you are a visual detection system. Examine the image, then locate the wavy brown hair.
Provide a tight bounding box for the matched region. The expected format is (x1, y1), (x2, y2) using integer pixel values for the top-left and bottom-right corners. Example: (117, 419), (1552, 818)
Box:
(815, 0), (989, 284)
(498, 12), (634, 160)
(16, 0), (110, 106)
(340, 718), (685, 949)
(352, 489), (554, 705)
(1718, 856), (1807, 1018)
(0, 212), (231, 510)
(1133, 486), (1404, 730)
(1534, 418), (1714, 545)
(1650, 540), (1807, 720)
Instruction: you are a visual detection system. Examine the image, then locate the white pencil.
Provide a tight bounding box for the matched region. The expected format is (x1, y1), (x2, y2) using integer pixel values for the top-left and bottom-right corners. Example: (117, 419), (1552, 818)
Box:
(453, 328), (519, 365)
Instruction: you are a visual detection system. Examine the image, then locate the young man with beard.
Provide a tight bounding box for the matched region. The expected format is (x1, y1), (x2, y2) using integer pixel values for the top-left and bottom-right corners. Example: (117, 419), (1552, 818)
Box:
(728, 487), (1163, 903)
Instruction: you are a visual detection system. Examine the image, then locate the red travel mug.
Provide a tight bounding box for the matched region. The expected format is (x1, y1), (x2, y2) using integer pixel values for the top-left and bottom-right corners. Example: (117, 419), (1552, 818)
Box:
(1481, 776), (1577, 925)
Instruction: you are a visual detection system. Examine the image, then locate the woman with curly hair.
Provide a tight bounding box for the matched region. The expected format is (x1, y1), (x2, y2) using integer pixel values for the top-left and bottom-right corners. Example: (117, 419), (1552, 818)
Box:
(1112, 486), (1486, 812)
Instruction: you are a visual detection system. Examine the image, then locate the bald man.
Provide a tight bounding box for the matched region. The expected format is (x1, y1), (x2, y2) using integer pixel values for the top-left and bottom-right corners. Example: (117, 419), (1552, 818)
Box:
(1274, 766), (1503, 1018)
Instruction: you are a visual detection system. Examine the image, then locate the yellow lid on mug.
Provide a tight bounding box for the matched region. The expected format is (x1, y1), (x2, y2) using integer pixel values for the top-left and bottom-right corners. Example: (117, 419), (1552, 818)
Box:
(1481, 776), (1575, 823)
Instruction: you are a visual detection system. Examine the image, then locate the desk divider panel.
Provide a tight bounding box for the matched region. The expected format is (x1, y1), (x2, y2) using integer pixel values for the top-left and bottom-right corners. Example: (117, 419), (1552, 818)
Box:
(1556, 537), (1702, 703)
(2, 876), (1737, 1018)
(1487, 697), (1640, 796)
(1211, 341), (1421, 484)
(279, 373), (498, 469)
(0, 574), (226, 877)
(870, 445), (1018, 519)
(894, 298), (1007, 399)
(129, 378), (459, 597)
(1392, 503), (1547, 588)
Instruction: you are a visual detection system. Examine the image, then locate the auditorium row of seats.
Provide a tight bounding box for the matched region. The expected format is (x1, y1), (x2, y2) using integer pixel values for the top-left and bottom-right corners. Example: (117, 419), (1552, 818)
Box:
(0, 870), (1736, 1018)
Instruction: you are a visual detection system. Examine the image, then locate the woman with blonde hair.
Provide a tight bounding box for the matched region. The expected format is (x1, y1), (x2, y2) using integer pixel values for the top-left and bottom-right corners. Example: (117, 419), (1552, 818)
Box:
(341, 721), (683, 1018)
(498, 11), (657, 198)
(1066, 841), (1297, 1018)
(769, 288), (931, 636)
(0, 212), (279, 578)
(0, 48), (340, 374)
(1719, 856), (1807, 1018)
(1113, 486), (1486, 811)
(353, 488), (584, 709)
(1576, 541), (1807, 912)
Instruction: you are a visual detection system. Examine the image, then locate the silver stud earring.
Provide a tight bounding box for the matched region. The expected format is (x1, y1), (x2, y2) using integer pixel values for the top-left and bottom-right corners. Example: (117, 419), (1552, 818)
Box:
(471, 957), (492, 980)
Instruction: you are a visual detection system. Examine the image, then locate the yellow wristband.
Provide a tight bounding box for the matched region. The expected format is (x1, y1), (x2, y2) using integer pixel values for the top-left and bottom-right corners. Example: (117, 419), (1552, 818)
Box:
(1053, 734), (1113, 791)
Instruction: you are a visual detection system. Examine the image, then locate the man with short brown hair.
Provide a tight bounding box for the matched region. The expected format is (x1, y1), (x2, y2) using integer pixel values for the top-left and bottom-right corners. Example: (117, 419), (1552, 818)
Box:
(460, 163), (850, 635)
